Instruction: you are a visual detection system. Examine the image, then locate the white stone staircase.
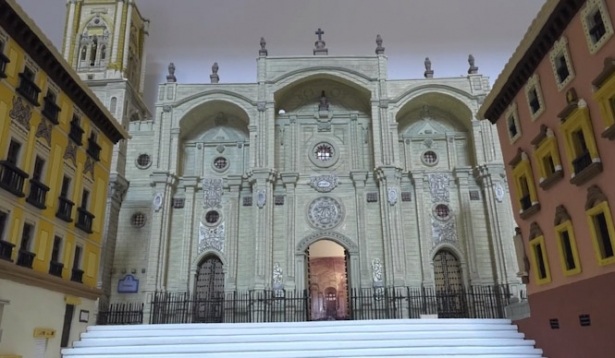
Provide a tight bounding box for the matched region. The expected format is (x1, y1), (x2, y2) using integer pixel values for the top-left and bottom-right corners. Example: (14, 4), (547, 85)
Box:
(62, 318), (544, 358)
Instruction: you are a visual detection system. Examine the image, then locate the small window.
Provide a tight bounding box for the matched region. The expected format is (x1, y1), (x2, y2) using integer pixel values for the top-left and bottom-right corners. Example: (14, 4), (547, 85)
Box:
(555, 54), (570, 83)
(136, 154), (151, 169)
(20, 223), (33, 252)
(51, 236), (63, 263)
(0, 210), (7, 241)
(505, 103), (521, 143)
(422, 151), (438, 165)
(582, 0), (614, 54)
(586, 192), (615, 266)
(528, 88), (540, 114)
(542, 155), (556, 177)
(81, 189), (90, 209)
(530, 235), (551, 285)
(80, 46), (87, 61)
(434, 204), (450, 219)
(560, 230), (577, 271)
(508, 115), (518, 137)
(73, 245), (83, 269)
(6, 140), (21, 165)
(22, 67), (35, 81)
(519, 175), (531, 211)
(60, 176), (71, 198)
(32, 156), (45, 182)
(131, 212), (147, 228)
(213, 157), (228, 170)
(0, 38), (8, 77)
(588, 10), (607, 43)
(559, 103), (601, 185)
(511, 151), (540, 219)
(549, 37), (575, 90)
(89, 131), (97, 143)
(593, 211), (614, 259)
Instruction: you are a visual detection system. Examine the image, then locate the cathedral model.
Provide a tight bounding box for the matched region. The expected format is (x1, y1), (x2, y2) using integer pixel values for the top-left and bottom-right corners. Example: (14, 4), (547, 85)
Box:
(63, 1), (522, 313)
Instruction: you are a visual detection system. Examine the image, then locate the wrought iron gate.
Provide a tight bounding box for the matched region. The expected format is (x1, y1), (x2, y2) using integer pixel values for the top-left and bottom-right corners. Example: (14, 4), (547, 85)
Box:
(433, 250), (466, 318)
(194, 255), (224, 323)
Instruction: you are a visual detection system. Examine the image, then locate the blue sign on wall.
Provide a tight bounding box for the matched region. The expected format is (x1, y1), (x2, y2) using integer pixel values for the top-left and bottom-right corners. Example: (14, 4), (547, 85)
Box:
(117, 274), (139, 294)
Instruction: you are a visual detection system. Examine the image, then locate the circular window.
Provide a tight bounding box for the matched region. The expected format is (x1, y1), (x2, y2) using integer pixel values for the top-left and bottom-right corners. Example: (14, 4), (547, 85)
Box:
(213, 157), (228, 171)
(205, 210), (221, 225)
(421, 150), (438, 166)
(434, 204), (451, 220)
(131, 212), (147, 228)
(136, 154), (151, 169)
(315, 143), (334, 161)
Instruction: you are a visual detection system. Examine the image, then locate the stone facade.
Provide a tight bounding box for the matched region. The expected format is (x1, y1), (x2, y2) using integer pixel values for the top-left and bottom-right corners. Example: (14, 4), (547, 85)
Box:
(105, 45), (522, 304)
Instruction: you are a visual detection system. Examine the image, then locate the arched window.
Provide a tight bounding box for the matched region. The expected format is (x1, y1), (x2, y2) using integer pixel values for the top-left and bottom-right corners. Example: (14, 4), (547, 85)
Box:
(109, 97), (117, 115)
(90, 37), (98, 65)
(80, 45), (87, 61)
(100, 45), (106, 61)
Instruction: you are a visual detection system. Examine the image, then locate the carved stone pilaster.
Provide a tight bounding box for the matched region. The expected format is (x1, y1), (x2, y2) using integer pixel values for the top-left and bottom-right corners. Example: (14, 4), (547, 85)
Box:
(281, 172), (300, 288)
(376, 166), (405, 286)
(350, 170), (369, 286)
(179, 176), (199, 291)
(224, 175), (242, 291)
(145, 172), (177, 293)
(247, 169), (277, 289)
(410, 170), (429, 284)
(453, 167), (477, 284)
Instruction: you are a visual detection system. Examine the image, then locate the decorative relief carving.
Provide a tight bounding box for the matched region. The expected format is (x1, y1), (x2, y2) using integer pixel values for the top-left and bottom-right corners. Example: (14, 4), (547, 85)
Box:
(203, 178), (223, 209)
(309, 174), (339, 193)
(256, 189), (266, 208)
(296, 231), (358, 253)
(198, 222), (225, 254)
(372, 258), (384, 287)
(9, 96), (32, 130)
(153, 193), (163, 212)
(432, 216), (458, 244)
(428, 173), (450, 203)
(63, 141), (77, 166)
(35, 119), (52, 146)
(272, 262), (283, 290)
(387, 188), (398, 205)
(493, 183), (505, 202)
(307, 197), (343, 230)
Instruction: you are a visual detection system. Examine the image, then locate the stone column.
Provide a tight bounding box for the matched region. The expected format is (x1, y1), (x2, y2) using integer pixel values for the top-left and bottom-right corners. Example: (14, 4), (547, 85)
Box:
(63, 0), (78, 61)
(349, 113), (360, 170)
(249, 169), (276, 290)
(453, 167), (478, 285)
(350, 171), (369, 287)
(410, 170), (428, 284)
(179, 176), (199, 291)
(169, 128), (181, 174)
(97, 173), (128, 304)
(110, 0), (125, 65)
(121, 1), (134, 70)
(281, 172), (300, 289)
(225, 175), (243, 292)
(376, 166), (406, 286)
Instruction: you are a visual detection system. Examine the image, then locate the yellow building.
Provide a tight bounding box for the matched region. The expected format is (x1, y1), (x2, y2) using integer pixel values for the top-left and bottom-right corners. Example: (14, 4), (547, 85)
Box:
(0, 0), (129, 356)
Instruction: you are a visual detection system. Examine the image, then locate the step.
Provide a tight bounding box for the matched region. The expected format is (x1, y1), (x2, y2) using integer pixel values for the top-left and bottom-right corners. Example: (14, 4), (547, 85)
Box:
(74, 331), (526, 347)
(63, 339), (542, 355)
(62, 346), (544, 358)
(86, 318), (513, 331)
(80, 323), (519, 339)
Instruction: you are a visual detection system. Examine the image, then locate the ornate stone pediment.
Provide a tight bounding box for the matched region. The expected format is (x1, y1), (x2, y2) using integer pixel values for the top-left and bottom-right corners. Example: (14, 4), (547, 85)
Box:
(9, 96), (32, 130)
(198, 222), (225, 253)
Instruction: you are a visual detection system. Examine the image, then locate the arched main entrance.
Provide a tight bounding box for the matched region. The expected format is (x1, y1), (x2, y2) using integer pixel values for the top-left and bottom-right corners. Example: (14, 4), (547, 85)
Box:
(194, 255), (224, 323)
(306, 240), (350, 320)
(433, 250), (466, 318)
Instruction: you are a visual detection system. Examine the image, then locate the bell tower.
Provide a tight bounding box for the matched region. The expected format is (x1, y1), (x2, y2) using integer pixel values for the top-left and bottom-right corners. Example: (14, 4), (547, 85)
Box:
(62, 0), (151, 303)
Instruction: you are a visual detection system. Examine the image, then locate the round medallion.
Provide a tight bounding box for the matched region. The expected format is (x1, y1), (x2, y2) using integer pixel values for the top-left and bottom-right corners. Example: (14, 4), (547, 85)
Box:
(307, 197), (343, 230)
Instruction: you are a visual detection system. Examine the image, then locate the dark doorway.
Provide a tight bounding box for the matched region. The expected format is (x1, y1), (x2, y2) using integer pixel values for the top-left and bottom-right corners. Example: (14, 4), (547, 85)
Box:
(306, 240), (349, 320)
(433, 250), (466, 318)
(194, 255), (224, 323)
(60, 304), (75, 347)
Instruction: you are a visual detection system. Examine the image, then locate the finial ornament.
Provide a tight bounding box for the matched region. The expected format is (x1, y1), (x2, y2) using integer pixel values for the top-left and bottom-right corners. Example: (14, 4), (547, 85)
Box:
(424, 57), (434, 78)
(210, 62), (219, 84)
(468, 54), (478, 74)
(375, 34), (385, 55)
(313, 28), (328, 55)
(166, 62), (176, 82)
(259, 37), (268, 56)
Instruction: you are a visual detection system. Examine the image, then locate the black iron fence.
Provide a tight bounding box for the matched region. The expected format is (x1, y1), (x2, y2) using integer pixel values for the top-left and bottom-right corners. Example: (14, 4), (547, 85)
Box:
(97, 302), (144, 325)
(98, 285), (511, 325)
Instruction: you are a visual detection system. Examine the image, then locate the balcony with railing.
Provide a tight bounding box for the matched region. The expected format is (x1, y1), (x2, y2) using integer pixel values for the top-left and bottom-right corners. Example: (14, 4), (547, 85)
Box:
(26, 180), (49, 210)
(87, 138), (101, 161)
(0, 52), (9, 78)
(41, 96), (61, 124)
(56, 196), (74, 223)
(519, 194), (532, 211)
(49, 261), (64, 277)
(570, 151), (603, 186)
(16, 250), (36, 269)
(0, 240), (15, 261)
(16, 73), (41, 106)
(0, 161), (28, 197)
(76, 207), (94, 234)
(572, 151), (592, 175)
(69, 121), (84, 145)
(71, 268), (84, 283)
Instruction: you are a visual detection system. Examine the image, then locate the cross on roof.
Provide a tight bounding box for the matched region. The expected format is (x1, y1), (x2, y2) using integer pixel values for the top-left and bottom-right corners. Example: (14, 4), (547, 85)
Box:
(315, 28), (324, 41)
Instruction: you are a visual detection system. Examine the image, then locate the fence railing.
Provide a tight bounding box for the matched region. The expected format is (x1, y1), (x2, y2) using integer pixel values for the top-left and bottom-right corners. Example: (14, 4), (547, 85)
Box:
(97, 285), (511, 325)
(97, 302), (144, 325)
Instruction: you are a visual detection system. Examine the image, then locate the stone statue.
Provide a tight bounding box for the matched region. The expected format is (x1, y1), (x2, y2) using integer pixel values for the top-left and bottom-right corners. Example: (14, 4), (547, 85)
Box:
(318, 90), (329, 111)
(424, 57), (434, 78)
(259, 37), (268, 56)
(375, 34), (385, 55)
(372, 258), (384, 285)
(166, 62), (176, 82)
(273, 262), (283, 289)
(468, 54), (479, 74)
(210, 62), (220, 84)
